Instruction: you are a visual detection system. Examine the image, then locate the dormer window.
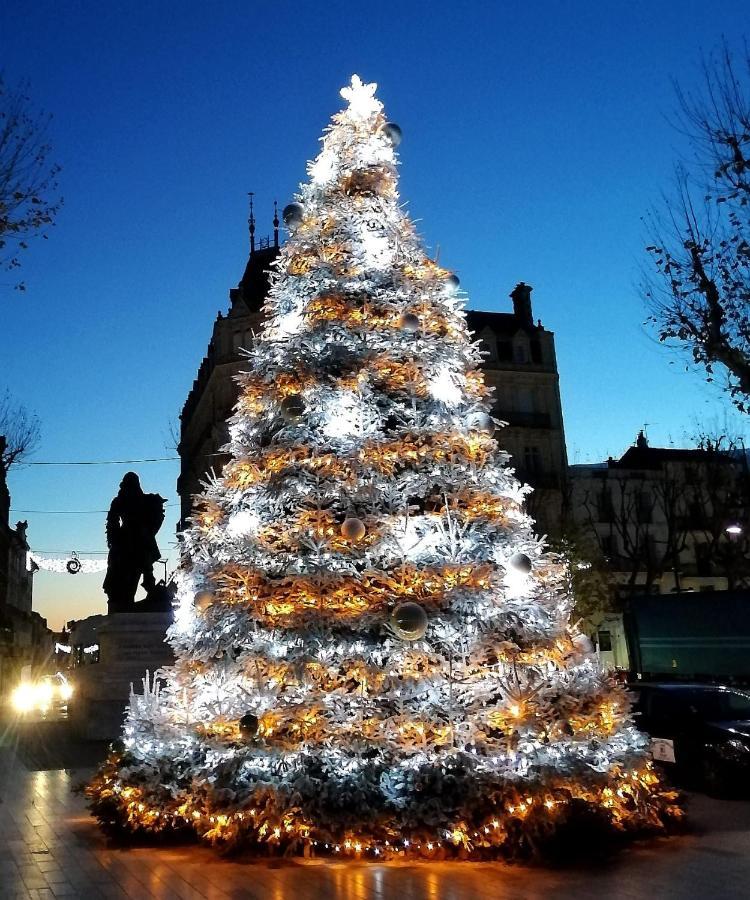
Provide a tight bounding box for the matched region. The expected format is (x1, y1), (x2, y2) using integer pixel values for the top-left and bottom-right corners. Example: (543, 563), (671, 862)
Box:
(478, 327), (497, 361)
(514, 340), (528, 363)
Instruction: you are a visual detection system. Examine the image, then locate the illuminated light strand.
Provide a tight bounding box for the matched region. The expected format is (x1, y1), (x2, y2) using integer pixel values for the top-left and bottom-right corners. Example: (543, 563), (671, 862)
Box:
(223, 431), (497, 490)
(89, 761), (682, 859)
(208, 562), (495, 627)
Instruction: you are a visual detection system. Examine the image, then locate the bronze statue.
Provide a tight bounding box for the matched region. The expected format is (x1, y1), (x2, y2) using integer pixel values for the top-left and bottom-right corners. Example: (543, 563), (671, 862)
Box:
(103, 472), (167, 614)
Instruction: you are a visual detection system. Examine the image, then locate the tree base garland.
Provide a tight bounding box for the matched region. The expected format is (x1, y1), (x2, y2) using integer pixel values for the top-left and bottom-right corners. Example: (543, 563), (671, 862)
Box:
(85, 747), (683, 861)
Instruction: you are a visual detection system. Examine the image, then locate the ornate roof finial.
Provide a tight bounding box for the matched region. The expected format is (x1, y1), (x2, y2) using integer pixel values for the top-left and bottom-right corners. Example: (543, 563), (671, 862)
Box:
(248, 191), (256, 255)
(273, 200), (279, 248)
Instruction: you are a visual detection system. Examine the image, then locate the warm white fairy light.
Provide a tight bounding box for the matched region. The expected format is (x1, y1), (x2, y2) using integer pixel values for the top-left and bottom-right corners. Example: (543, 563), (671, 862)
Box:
(427, 366), (463, 407)
(226, 509), (260, 538)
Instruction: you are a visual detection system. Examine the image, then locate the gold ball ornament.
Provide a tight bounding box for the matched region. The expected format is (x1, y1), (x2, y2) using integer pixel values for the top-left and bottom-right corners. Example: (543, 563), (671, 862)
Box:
(341, 517), (366, 542)
(391, 602), (428, 641)
(194, 590), (215, 612)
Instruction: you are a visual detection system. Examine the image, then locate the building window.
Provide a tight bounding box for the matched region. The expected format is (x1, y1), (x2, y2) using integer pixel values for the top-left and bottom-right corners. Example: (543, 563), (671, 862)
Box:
(479, 329), (497, 361)
(530, 339), (543, 364)
(524, 445), (542, 473)
(636, 492), (652, 524)
(514, 341), (528, 363)
(599, 533), (617, 556)
(516, 387), (535, 414)
(497, 341), (513, 362)
(598, 489), (614, 523)
(597, 630), (613, 652)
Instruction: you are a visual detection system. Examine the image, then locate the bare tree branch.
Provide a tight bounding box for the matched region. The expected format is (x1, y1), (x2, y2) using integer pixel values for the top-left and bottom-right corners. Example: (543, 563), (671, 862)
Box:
(0, 388), (41, 473)
(644, 40), (750, 411)
(0, 73), (63, 292)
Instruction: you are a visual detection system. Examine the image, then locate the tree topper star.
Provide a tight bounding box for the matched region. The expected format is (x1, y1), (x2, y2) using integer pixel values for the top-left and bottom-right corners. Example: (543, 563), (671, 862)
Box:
(340, 75), (381, 120)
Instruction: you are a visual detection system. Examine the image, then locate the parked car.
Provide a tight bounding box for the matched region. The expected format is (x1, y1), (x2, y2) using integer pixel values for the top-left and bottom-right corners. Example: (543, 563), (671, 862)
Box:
(629, 682), (750, 796)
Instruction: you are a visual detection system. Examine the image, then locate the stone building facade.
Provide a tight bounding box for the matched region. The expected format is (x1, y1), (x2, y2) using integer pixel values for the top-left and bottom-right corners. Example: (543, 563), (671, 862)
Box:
(178, 227), (568, 537)
(569, 431), (750, 595)
(0, 436), (47, 690)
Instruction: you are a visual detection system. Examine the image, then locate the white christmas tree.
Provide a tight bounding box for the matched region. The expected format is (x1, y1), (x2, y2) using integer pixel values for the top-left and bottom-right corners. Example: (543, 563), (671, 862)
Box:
(87, 76), (680, 859)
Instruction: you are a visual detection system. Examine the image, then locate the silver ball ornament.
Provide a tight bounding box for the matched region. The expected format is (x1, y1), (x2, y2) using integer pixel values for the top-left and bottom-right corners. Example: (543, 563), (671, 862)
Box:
(509, 553), (533, 574)
(444, 273), (460, 294)
(398, 311), (420, 333)
(341, 517), (366, 542)
(282, 202), (305, 229)
(471, 412), (495, 434)
(280, 394), (305, 423)
(381, 122), (403, 147)
(194, 589), (215, 612)
(391, 602), (428, 641)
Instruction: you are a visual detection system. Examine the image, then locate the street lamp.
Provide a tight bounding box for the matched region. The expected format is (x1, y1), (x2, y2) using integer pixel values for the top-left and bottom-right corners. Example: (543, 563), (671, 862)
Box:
(726, 523), (743, 539)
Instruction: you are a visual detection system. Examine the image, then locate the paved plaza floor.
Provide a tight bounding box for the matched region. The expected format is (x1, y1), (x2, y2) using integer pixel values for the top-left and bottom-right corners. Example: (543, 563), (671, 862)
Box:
(1, 727), (749, 899)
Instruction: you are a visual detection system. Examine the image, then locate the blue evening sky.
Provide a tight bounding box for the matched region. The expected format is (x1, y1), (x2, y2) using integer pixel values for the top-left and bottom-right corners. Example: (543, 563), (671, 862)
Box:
(1, 1), (746, 629)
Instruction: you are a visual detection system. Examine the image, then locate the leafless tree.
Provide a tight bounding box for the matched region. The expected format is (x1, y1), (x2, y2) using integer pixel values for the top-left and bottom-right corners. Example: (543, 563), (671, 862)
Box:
(644, 41), (750, 411)
(0, 389), (40, 473)
(579, 472), (691, 594)
(0, 74), (62, 291)
(685, 432), (750, 588)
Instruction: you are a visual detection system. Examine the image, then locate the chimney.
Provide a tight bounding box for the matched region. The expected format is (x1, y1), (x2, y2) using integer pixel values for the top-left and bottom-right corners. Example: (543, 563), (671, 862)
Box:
(636, 430), (649, 449)
(510, 282), (533, 327)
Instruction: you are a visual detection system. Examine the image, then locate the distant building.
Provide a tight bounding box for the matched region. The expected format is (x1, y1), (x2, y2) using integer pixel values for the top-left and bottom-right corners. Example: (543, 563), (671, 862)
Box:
(0, 436), (49, 690)
(569, 431), (750, 669)
(178, 209), (568, 536)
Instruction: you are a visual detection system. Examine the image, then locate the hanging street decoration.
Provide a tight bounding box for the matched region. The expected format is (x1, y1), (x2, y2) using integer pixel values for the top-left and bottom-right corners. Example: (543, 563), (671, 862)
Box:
(85, 75), (681, 861)
(29, 551), (108, 575)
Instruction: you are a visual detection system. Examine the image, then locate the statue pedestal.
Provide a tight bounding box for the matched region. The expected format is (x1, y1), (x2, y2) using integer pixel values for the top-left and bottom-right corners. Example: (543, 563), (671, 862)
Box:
(70, 612), (174, 741)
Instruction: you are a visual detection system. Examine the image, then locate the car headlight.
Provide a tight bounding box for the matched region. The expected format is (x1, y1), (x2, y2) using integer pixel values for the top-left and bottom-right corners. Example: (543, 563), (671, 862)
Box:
(11, 683), (37, 713)
(58, 682), (73, 702)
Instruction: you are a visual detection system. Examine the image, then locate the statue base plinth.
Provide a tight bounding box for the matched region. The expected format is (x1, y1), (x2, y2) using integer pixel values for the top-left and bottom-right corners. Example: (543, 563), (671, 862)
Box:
(70, 611), (174, 741)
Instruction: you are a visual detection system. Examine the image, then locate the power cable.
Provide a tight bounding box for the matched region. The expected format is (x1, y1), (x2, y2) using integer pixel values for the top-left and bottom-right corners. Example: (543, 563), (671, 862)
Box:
(11, 503), (179, 515)
(24, 456), (179, 466)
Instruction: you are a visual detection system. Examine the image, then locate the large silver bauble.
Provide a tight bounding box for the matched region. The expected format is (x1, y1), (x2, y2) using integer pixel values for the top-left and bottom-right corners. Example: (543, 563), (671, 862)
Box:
(381, 122), (402, 147)
(341, 517), (366, 542)
(509, 553), (533, 574)
(194, 589), (215, 612)
(391, 602), (428, 641)
(282, 202), (305, 228)
(444, 273), (460, 294)
(398, 311), (420, 333)
(280, 394), (305, 423)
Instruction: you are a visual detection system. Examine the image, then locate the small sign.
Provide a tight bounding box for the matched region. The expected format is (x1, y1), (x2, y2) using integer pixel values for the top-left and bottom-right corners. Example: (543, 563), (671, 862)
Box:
(650, 737), (676, 764)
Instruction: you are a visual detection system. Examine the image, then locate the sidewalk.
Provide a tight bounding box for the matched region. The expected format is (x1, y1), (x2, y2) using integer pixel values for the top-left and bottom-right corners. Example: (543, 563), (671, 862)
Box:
(0, 743), (748, 899)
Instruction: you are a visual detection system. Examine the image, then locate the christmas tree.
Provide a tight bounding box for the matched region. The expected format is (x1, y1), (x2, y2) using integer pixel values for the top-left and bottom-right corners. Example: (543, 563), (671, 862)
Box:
(87, 76), (681, 859)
